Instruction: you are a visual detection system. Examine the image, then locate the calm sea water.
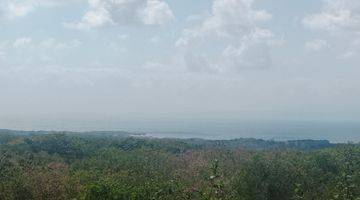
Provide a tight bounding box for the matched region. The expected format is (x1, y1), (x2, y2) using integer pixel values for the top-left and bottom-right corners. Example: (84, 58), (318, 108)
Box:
(1, 119), (359, 143)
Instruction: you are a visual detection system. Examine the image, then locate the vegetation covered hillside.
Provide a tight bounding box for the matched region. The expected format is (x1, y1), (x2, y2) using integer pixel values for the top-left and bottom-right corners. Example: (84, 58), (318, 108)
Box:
(0, 130), (359, 200)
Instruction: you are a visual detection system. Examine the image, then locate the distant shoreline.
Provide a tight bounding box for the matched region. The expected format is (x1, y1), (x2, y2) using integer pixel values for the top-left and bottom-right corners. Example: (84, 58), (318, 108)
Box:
(1, 119), (359, 143)
(0, 128), (350, 145)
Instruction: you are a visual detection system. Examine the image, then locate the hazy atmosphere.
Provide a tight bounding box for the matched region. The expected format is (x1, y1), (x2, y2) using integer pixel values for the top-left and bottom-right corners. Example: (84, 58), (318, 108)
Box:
(1, 0), (360, 132)
(2, 1), (360, 199)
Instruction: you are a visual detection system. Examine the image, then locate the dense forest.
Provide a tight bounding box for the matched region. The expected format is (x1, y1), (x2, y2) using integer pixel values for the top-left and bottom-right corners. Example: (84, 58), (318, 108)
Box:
(0, 130), (359, 200)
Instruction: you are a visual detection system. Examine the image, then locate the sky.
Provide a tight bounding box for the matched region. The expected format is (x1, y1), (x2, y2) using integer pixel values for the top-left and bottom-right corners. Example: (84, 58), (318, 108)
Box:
(1, 0), (360, 125)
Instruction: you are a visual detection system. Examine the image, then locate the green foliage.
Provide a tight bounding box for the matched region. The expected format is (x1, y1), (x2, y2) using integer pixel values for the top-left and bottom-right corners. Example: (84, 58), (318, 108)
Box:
(0, 132), (359, 200)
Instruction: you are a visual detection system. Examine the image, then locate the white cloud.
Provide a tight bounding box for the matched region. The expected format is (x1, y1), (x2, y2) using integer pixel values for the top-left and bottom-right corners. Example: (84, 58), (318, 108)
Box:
(175, 0), (274, 73)
(40, 38), (82, 50)
(3, 1), (34, 18)
(337, 51), (357, 59)
(139, 0), (174, 25)
(303, 0), (360, 60)
(0, 0), (74, 19)
(4, 37), (82, 67)
(118, 34), (129, 40)
(305, 39), (329, 51)
(0, 41), (7, 60)
(12, 37), (81, 50)
(109, 43), (127, 53)
(0, 41), (8, 49)
(303, 0), (360, 32)
(64, 6), (112, 29)
(65, 0), (174, 30)
(13, 37), (32, 48)
(149, 35), (160, 43)
(221, 38), (271, 71)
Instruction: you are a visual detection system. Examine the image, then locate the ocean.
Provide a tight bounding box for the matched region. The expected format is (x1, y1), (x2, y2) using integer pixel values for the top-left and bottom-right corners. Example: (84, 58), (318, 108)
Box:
(0, 118), (359, 143)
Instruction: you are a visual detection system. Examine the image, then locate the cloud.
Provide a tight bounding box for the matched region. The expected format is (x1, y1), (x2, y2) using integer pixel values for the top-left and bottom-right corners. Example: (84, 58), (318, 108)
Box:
(39, 38), (82, 50)
(65, 0), (174, 30)
(303, 0), (360, 32)
(11, 37), (82, 50)
(0, 41), (9, 57)
(1, 1), (34, 19)
(139, 0), (174, 25)
(305, 39), (329, 51)
(0, 0), (73, 19)
(175, 0), (274, 73)
(149, 35), (160, 43)
(337, 51), (357, 59)
(4, 37), (82, 66)
(303, 0), (360, 60)
(118, 34), (129, 40)
(13, 37), (32, 48)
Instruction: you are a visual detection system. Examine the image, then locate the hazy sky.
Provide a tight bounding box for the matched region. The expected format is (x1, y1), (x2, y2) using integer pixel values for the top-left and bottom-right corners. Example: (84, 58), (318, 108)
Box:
(1, 0), (360, 123)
